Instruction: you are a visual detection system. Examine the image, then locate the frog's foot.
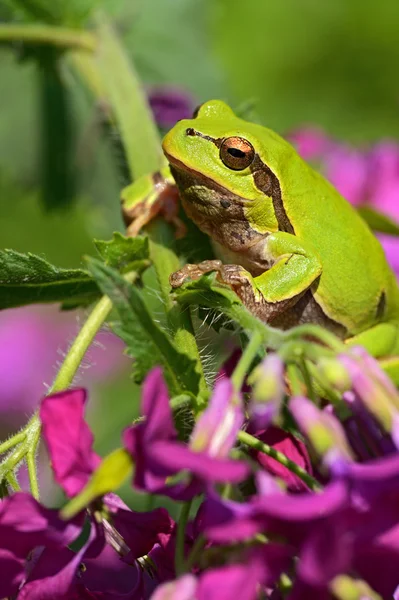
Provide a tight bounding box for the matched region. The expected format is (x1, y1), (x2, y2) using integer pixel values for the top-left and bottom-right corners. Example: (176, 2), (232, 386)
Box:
(170, 260), (264, 307)
(170, 261), (305, 323)
(170, 260), (224, 288)
(122, 173), (186, 239)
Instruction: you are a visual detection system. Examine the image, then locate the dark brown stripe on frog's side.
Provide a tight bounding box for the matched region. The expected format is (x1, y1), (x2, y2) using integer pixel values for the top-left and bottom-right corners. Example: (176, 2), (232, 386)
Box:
(376, 291), (386, 319)
(250, 155), (294, 234)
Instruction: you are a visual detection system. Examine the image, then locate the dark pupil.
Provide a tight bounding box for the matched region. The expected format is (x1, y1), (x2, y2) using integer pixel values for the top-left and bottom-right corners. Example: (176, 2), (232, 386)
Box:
(227, 147), (246, 158)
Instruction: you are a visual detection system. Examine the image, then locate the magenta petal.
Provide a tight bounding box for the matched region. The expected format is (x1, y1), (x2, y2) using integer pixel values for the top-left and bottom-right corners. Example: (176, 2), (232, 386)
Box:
(140, 367), (177, 442)
(200, 496), (259, 543)
(151, 441), (249, 483)
(40, 388), (100, 497)
(197, 562), (262, 600)
(255, 480), (348, 522)
(150, 574), (198, 600)
(288, 127), (333, 161)
(20, 521), (100, 600)
(109, 505), (174, 559)
(191, 378), (243, 457)
(0, 549), (25, 598)
(0, 493), (82, 556)
(325, 146), (368, 205)
(80, 543), (144, 598)
(249, 427), (313, 492)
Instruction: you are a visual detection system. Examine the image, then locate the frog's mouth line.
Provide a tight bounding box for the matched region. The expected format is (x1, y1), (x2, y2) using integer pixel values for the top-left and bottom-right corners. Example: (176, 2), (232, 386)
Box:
(163, 151), (247, 209)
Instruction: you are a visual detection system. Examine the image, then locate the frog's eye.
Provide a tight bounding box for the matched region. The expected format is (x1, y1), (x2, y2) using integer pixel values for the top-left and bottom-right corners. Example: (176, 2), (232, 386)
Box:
(220, 137), (255, 170)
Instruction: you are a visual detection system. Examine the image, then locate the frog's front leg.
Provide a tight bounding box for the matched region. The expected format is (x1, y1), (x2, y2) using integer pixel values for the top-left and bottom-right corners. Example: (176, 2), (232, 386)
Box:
(170, 232), (322, 323)
(121, 166), (186, 238)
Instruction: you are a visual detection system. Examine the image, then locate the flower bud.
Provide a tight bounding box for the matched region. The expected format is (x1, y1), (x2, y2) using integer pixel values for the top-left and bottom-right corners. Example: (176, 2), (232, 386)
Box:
(339, 348), (399, 445)
(318, 357), (352, 392)
(331, 574), (382, 600)
(248, 354), (285, 429)
(290, 396), (353, 463)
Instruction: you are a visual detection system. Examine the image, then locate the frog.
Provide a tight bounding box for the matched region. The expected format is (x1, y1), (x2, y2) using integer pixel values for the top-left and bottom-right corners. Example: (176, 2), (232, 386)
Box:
(158, 99), (399, 358)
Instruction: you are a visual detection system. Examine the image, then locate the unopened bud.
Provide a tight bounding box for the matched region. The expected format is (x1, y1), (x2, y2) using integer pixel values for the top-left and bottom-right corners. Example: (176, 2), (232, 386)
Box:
(290, 396), (353, 463)
(318, 358), (351, 392)
(248, 354), (285, 428)
(331, 574), (382, 600)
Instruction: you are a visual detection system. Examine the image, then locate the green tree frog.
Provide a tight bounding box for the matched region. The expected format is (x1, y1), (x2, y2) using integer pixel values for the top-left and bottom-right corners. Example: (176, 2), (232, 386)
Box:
(122, 100), (399, 359)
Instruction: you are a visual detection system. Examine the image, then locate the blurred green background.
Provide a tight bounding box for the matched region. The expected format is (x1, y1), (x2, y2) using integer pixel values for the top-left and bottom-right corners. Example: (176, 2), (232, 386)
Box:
(1, 0), (399, 506)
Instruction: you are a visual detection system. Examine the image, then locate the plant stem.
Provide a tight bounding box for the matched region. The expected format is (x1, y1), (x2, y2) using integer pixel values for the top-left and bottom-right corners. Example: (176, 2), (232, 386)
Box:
(238, 430), (322, 491)
(51, 294), (112, 393)
(94, 13), (162, 179)
(284, 324), (345, 352)
(0, 24), (96, 51)
(0, 280), (133, 497)
(175, 500), (192, 576)
(0, 431), (25, 456)
(231, 330), (263, 391)
(286, 363), (305, 396)
(185, 534), (206, 572)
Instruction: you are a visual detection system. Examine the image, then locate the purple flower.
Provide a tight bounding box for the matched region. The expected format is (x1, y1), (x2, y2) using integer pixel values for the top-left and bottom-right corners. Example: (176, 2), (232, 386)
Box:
(123, 368), (249, 500)
(150, 545), (291, 600)
(248, 354), (285, 429)
(40, 388), (101, 497)
(0, 306), (128, 420)
(288, 127), (333, 161)
(148, 86), (195, 129)
(0, 492), (82, 598)
(248, 426), (313, 492)
(368, 141), (399, 222)
(324, 146), (369, 206)
(34, 386), (174, 598)
(338, 347), (399, 448)
(290, 396), (353, 464)
(377, 233), (399, 282)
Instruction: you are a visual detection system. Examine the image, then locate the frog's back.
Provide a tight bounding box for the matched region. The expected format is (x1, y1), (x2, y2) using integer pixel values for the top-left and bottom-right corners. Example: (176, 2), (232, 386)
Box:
(281, 159), (399, 335)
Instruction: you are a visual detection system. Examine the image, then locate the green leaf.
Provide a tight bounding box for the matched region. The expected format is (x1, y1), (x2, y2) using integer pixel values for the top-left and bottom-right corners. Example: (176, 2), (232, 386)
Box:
(87, 257), (200, 395)
(0, 249), (100, 309)
(94, 232), (150, 273)
(173, 272), (283, 349)
(61, 448), (132, 519)
(357, 206), (399, 236)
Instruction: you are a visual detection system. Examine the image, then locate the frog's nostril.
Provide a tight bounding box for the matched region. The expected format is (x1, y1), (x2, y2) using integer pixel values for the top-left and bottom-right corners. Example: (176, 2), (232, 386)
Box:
(186, 127), (196, 136)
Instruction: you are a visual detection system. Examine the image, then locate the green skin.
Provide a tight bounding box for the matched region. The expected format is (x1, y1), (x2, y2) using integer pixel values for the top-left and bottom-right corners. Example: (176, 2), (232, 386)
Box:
(159, 100), (399, 357)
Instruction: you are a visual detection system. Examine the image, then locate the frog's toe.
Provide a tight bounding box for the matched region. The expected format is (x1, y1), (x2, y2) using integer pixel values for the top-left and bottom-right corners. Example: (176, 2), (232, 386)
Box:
(169, 260), (223, 288)
(197, 260), (223, 271)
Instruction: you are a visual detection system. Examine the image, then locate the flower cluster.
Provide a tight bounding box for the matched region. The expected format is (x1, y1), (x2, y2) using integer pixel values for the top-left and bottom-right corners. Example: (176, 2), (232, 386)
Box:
(289, 128), (399, 278)
(1, 343), (399, 599)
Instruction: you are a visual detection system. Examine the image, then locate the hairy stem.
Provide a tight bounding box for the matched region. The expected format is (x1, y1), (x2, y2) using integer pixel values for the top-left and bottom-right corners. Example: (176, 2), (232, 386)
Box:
(0, 277), (136, 497)
(51, 294), (112, 393)
(238, 430), (321, 491)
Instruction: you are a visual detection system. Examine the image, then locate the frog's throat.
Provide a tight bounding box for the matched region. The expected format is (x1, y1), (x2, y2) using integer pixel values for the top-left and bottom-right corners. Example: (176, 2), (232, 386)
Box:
(165, 150), (294, 239)
(164, 157), (265, 254)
